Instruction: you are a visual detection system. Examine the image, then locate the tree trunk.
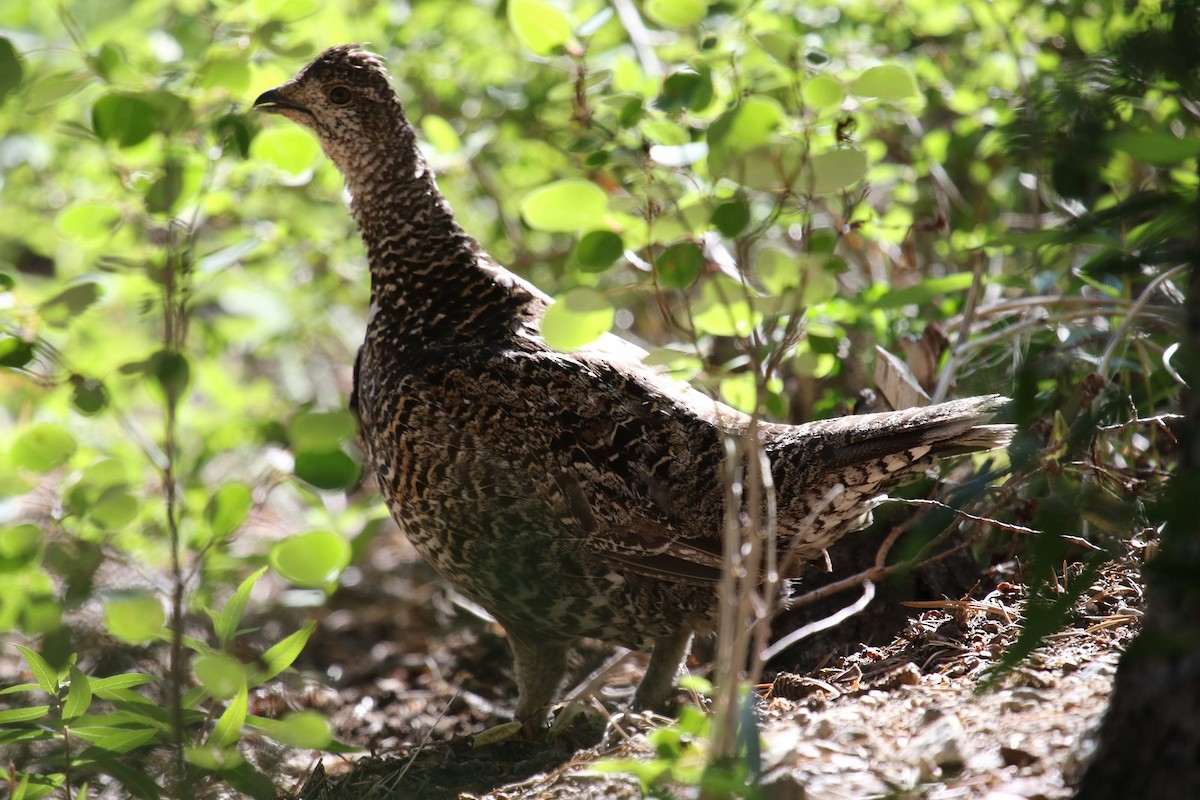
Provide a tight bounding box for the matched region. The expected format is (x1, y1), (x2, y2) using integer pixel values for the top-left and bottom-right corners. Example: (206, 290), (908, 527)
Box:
(1073, 232), (1200, 797)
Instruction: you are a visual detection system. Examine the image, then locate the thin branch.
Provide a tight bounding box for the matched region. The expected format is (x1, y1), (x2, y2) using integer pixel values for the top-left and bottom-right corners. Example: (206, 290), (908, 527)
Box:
(761, 581), (876, 662)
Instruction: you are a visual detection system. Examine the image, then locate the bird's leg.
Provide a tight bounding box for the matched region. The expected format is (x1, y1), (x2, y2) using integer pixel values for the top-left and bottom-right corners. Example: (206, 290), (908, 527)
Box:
(509, 633), (571, 731)
(632, 628), (694, 711)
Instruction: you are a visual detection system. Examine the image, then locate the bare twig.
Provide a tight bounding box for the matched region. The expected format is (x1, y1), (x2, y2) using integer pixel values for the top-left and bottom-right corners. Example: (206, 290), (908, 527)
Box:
(1097, 263), (1187, 380)
(761, 581), (877, 662)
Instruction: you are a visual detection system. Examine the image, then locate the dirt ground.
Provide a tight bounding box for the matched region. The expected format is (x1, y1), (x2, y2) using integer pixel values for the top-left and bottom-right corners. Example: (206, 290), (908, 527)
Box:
(0, 516), (1141, 800)
(263, 527), (1141, 800)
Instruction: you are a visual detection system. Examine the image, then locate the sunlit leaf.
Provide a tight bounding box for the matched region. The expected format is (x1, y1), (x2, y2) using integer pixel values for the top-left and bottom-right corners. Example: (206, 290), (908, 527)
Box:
(1109, 132), (1200, 165)
(520, 179), (608, 232)
(541, 287), (614, 351)
(193, 654), (246, 700)
(89, 486), (139, 530)
(849, 64), (919, 100)
(807, 148), (869, 194)
(508, 0), (574, 55)
(707, 97), (784, 170)
(645, 0), (708, 28)
(270, 533), (351, 587)
(803, 75), (845, 109)
(185, 745), (245, 771)
(258, 621), (316, 682)
(103, 594), (165, 644)
(207, 683), (247, 749)
(200, 57), (251, 93)
(421, 114), (462, 153)
(56, 204), (122, 243)
(213, 566), (268, 648)
(251, 710), (331, 748)
(63, 666), (93, 720)
(290, 411), (357, 450)
(15, 645), (57, 695)
(691, 275), (761, 337)
(251, 125), (321, 176)
(205, 483), (254, 541)
(0, 523), (41, 559)
(869, 272), (977, 308)
(11, 424), (76, 473)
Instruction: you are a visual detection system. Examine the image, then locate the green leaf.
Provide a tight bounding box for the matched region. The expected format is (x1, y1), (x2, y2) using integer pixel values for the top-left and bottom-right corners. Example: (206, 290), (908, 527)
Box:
(70, 375), (108, 415)
(147, 350), (190, 405)
(92, 93), (157, 147)
(56, 204), (122, 243)
(185, 744), (244, 771)
(103, 594), (165, 644)
(193, 654), (246, 700)
(807, 148), (869, 194)
(655, 242), (704, 289)
(205, 484), (254, 542)
(541, 287), (615, 351)
(215, 566), (267, 647)
(270, 533), (351, 587)
(89, 674), (156, 699)
(868, 272), (977, 309)
(11, 424), (76, 473)
(849, 64), (919, 100)
(645, 0), (709, 28)
(691, 275), (761, 337)
(711, 199), (749, 238)
(257, 621), (316, 682)
(508, 0), (574, 55)
(0, 523), (41, 559)
(421, 115), (461, 153)
(250, 710), (331, 748)
(200, 57), (251, 93)
(707, 98), (784, 169)
(62, 666), (93, 720)
(1109, 132), (1200, 165)
(294, 449), (360, 491)
(717, 142), (807, 191)
(803, 75), (845, 109)
(89, 486), (139, 530)
(0, 37), (23, 105)
(655, 69), (712, 114)
(251, 126), (321, 176)
(208, 683), (248, 749)
(289, 411), (357, 450)
(520, 180), (608, 232)
(72, 724), (159, 753)
(15, 645), (57, 695)
(0, 705), (51, 724)
(574, 230), (624, 271)
(0, 335), (33, 368)
(39, 281), (102, 324)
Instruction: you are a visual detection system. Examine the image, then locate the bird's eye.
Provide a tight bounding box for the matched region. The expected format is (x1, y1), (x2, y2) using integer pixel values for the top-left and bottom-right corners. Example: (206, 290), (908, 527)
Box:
(328, 86), (352, 105)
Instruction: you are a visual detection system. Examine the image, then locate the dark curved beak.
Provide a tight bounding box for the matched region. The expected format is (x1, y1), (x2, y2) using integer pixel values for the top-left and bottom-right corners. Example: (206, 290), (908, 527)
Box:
(253, 87), (305, 114)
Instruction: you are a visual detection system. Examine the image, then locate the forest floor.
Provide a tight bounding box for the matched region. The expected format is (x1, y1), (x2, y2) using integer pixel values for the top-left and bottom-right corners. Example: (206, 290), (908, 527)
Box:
(0, 521), (1141, 800)
(266, 528), (1142, 800)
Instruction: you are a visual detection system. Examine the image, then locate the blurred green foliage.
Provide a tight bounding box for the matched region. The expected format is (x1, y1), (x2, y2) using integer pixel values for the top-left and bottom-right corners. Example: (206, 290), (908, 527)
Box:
(0, 0), (1192, 795)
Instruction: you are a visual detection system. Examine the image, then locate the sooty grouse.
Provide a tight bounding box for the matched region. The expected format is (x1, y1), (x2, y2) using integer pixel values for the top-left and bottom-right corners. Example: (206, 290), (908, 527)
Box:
(254, 45), (1013, 729)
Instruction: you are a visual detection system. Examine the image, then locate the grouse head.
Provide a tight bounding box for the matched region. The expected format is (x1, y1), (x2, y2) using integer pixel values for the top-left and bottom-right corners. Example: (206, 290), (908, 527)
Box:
(253, 45), (412, 181)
